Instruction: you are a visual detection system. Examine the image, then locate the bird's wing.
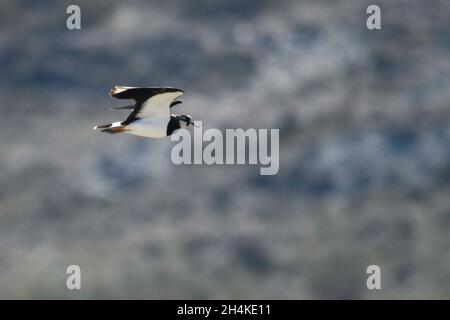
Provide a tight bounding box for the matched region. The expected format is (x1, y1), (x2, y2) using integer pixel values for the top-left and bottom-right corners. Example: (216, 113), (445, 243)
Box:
(170, 100), (183, 108)
(110, 86), (184, 124)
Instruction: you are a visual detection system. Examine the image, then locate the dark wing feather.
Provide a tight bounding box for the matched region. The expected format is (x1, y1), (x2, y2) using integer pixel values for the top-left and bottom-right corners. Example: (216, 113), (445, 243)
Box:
(170, 100), (183, 108)
(110, 86), (183, 101)
(111, 105), (134, 110)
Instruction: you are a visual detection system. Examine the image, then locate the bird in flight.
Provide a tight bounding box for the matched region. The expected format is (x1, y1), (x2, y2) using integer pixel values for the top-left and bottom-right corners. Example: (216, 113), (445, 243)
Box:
(94, 86), (194, 138)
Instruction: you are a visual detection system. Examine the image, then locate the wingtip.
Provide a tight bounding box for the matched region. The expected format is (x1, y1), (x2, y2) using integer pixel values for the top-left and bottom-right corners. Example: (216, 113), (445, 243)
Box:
(173, 88), (185, 94)
(110, 86), (131, 97)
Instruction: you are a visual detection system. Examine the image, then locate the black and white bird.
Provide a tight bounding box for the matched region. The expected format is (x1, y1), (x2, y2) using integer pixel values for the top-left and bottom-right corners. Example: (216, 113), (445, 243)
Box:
(94, 86), (194, 138)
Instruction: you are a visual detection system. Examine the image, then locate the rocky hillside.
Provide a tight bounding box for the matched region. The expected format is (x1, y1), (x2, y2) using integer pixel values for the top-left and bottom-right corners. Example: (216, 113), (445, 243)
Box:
(0, 0), (449, 298)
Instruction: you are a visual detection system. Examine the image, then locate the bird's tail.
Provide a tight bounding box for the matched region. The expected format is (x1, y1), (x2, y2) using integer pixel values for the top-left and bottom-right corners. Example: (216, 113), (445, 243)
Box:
(93, 122), (127, 134)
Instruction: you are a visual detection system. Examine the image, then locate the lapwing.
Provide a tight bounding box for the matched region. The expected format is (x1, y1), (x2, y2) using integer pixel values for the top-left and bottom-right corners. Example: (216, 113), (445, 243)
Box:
(94, 86), (194, 138)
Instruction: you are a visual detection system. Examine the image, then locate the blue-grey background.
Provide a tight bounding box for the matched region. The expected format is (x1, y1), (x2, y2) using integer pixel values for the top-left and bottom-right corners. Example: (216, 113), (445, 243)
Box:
(1, 0), (449, 299)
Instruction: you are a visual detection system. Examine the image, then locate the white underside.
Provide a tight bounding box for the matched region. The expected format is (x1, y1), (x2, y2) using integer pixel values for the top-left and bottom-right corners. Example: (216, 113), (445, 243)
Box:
(126, 118), (168, 138)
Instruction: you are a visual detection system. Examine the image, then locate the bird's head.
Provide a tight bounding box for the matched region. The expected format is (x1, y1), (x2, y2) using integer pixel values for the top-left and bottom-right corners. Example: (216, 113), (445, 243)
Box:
(179, 114), (197, 128)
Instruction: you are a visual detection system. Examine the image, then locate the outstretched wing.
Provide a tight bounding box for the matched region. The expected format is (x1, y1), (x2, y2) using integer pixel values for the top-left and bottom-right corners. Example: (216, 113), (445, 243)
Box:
(110, 86), (184, 124)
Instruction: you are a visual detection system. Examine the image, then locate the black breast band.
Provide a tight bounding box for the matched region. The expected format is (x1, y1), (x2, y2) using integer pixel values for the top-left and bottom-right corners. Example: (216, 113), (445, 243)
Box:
(166, 115), (181, 136)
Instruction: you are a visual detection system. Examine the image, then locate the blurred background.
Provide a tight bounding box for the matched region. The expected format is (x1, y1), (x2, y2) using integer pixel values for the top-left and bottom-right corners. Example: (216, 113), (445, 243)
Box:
(0, 0), (449, 299)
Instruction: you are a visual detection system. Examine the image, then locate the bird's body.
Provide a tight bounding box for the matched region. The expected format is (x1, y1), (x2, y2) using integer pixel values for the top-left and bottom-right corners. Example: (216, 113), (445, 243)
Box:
(127, 118), (172, 138)
(94, 86), (193, 138)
